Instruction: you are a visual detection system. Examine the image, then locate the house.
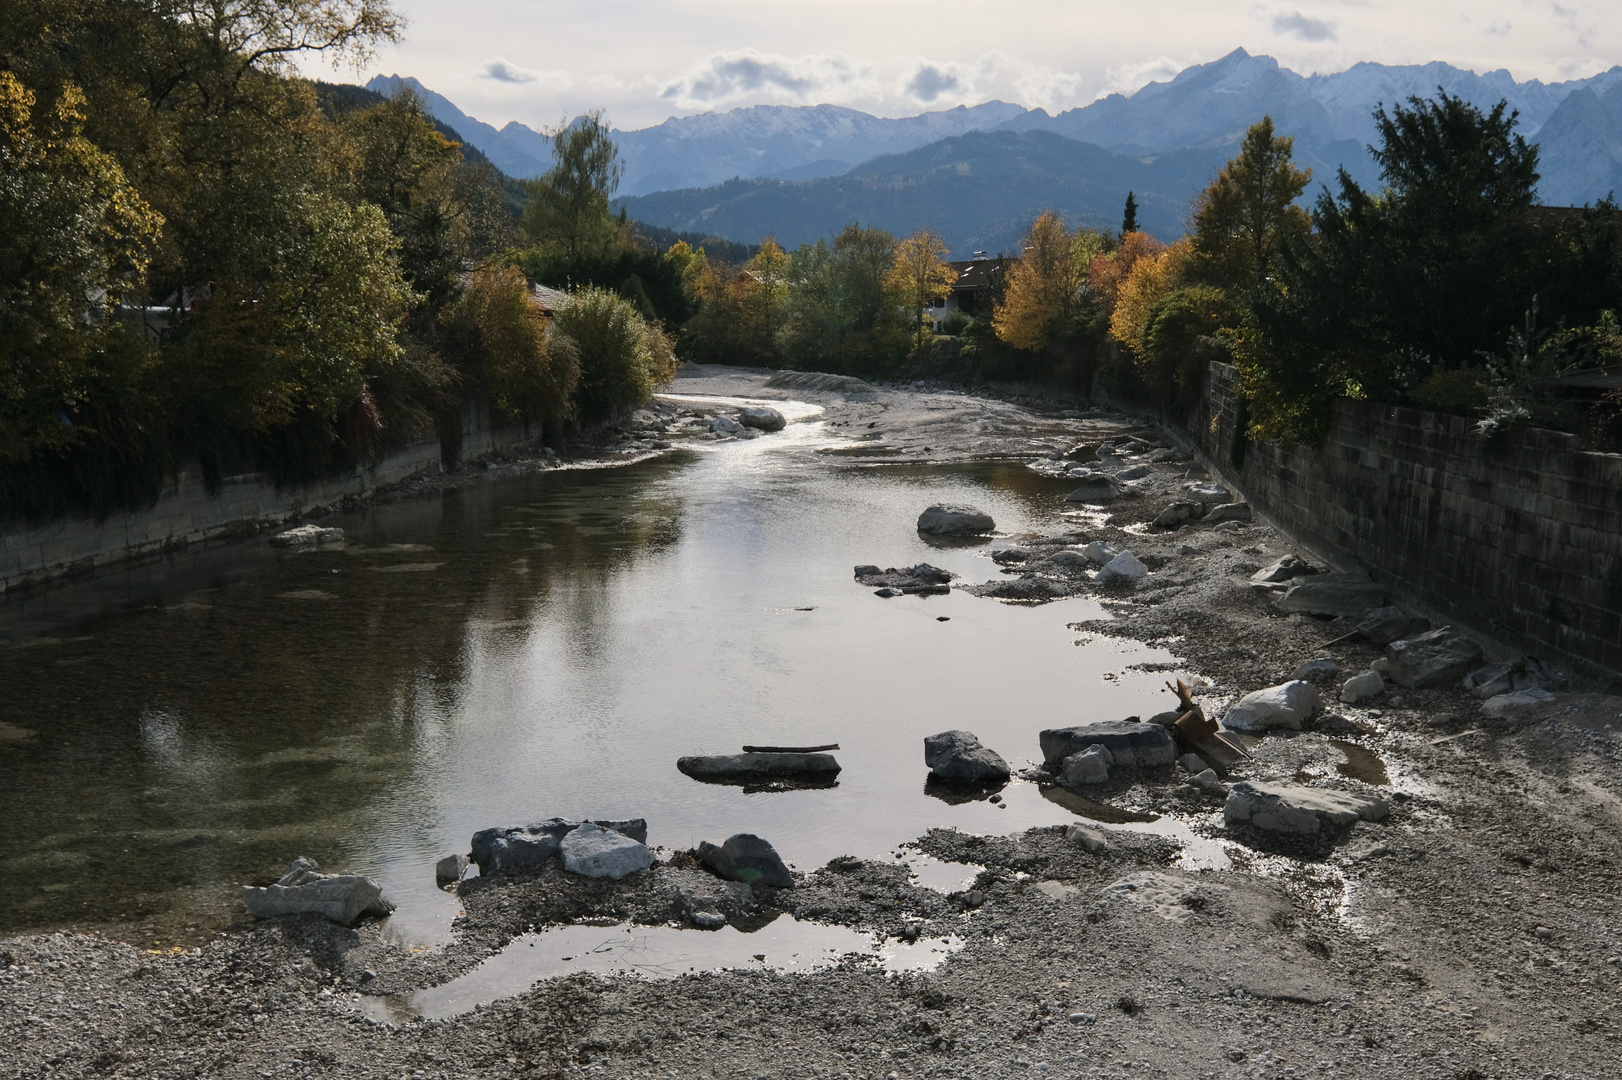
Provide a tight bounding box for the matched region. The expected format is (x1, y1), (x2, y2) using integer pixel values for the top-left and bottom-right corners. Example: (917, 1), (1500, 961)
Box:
(929, 256), (1009, 332)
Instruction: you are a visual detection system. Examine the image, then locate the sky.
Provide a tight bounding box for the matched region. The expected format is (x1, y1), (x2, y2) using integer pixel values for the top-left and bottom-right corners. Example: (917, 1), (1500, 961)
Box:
(325, 0), (1622, 132)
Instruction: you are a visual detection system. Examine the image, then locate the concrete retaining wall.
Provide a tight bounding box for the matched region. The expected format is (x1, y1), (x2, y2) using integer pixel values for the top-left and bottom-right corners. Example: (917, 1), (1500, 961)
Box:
(1192, 361), (1622, 684)
(1, 404), (535, 596)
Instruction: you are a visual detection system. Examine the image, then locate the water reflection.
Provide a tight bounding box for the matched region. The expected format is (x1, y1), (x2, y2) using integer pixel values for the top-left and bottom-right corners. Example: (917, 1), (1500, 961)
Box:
(0, 419), (1194, 944)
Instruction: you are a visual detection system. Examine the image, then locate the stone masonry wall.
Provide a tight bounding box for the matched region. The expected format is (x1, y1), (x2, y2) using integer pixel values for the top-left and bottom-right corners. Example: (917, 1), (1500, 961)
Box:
(1, 402), (535, 596)
(1193, 362), (1622, 683)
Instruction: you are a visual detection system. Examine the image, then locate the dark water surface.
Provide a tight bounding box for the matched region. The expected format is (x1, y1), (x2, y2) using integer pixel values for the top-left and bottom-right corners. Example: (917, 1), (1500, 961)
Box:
(0, 402), (1186, 946)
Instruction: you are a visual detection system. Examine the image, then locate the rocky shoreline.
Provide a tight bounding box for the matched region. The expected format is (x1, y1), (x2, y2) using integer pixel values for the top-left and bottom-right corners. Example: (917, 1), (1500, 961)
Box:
(7, 372), (1622, 1080)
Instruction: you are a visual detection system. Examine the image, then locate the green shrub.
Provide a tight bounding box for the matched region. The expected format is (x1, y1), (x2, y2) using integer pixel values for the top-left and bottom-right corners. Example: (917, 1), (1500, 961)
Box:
(551, 287), (677, 425)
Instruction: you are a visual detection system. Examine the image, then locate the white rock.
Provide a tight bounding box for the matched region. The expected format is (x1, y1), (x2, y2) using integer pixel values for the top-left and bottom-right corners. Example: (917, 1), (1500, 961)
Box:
(1224, 781), (1389, 835)
(1339, 670), (1386, 704)
(560, 823), (655, 880)
(242, 858), (392, 924)
(1480, 688), (1558, 718)
(1100, 871), (1226, 923)
(1061, 744), (1113, 785)
(269, 524), (344, 548)
(1081, 541), (1118, 565)
(1222, 680), (1323, 732)
(1182, 481), (1233, 505)
(1097, 551), (1148, 583)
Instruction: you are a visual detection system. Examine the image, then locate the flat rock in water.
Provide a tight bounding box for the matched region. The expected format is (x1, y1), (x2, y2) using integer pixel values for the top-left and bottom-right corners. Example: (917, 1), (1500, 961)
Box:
(961, 576), (1077, 602)
(1276, 572), (1383, 616)
(242, 857), (392, 925)
(991, 546), (1030, 564)
(471, 818), (649, 874)
(697, 833), (795, 888)
(678, 752), (841, 781)
(560, 823), (655, 880)
(1384, 629), (1484, 689)
(1224, 781), (1389, 836)
(269, 524), (344, 548)
(916, 503), (995, 535)
(1222, 680), (1322, 732)
(853, 563), (955, 589)
(924, 730), (1011, 783)
(1040, 721), (1176, 768)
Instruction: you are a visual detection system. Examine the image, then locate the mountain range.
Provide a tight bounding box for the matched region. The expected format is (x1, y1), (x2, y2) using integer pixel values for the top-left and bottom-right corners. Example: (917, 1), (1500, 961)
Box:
(370, 48), (1622, 254)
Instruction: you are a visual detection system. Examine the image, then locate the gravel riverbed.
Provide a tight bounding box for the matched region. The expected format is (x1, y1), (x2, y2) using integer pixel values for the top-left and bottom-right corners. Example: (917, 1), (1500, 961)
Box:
(6, 370), (1621, 1080)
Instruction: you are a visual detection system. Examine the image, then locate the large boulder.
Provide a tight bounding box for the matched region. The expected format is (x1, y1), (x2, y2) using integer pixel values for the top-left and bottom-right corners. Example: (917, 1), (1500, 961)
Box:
(737, 406), (787, 432)
(242, 857), (393, 925)
(1276, 572), (1385, 617)
(697, 834), (795, 888)
(1040, 721), (1176, 768)
(1222, 681), (1323, 732)
(1224, 782), (1389, 836)
(924, 730), (1011, 783)
(916, 503), (995, 535)
(677, 753), (841, 781)
(1384, 629), (1484, 689)
(561, 823), (655, 879)
(471, 818), (648, 875)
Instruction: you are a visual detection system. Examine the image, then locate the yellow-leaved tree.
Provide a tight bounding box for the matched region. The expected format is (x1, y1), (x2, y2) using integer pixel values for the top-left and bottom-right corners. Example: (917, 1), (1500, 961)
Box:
(993, 211), (1092, 352)
(1110, 239), (1194, 359)
(886, 229), (956, 348)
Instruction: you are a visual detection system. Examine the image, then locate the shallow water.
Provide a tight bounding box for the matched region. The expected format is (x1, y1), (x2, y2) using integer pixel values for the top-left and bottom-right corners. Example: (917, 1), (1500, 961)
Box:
(0, 399), (1192, 946)
(357, 918), (966, 1022)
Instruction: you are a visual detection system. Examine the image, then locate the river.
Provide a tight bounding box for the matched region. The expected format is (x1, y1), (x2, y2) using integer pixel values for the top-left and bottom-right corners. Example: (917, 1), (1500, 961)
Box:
(0, 397), (1188, 948)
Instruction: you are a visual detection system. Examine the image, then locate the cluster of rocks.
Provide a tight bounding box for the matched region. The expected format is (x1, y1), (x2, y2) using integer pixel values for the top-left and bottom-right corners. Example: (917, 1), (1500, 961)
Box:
(853, 562), (955, 597)
(470, 818), (654, 880)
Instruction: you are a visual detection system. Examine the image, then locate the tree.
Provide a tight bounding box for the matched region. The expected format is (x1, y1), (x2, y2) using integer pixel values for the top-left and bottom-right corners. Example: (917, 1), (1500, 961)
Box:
(886, 229), (956, 349)
(443, 265), (577, 425)
(1110, 240), (1193, 358)
(1085, 230), (1166, 318)
(993, 211), (1090, 352)
(1188, 116), (1311, 292)
(780, 224), (908, 375)
(523, 111), (624, 262)
(551, 287), (677, 424)
(1240, 90), (1547, 441)
(1121, 192), (1139, 235)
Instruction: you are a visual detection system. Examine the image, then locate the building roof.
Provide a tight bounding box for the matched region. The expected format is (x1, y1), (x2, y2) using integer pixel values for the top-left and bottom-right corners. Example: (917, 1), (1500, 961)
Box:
(945, 259), (1007, 292)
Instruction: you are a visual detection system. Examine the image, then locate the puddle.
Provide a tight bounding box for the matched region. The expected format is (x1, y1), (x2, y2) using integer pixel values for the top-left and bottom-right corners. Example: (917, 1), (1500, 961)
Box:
(1329, 740), (1390, 786)
(1039, 785), (1232, 870)
(904, 852), (984, 893)
(358, 919), (965, 1022)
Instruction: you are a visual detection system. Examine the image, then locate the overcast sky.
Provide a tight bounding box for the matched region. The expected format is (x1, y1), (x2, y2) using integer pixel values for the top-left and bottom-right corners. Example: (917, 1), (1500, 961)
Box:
(330, 0), (1622, 131)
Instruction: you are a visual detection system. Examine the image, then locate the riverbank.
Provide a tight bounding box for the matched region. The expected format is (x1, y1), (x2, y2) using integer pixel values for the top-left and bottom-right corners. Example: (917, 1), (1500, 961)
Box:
(6, 375), (1622, 1080)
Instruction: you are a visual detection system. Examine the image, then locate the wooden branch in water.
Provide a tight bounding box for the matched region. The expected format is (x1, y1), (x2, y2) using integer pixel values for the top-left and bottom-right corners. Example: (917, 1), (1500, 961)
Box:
(741, 743), (841, 754)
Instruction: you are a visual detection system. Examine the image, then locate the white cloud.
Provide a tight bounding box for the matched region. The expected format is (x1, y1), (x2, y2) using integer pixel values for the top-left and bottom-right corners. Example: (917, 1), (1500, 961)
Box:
(1100, 56), (1189, 98)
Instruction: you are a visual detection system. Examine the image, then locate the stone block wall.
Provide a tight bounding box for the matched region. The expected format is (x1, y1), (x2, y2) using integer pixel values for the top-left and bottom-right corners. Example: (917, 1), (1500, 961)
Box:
(1, 403), (535, 595)
(1195, 362), (1622, 683)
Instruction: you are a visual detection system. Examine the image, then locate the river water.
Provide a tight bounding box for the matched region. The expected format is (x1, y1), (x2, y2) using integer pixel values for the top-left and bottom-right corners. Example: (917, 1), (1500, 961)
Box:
(0, 398), (1191, 947)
